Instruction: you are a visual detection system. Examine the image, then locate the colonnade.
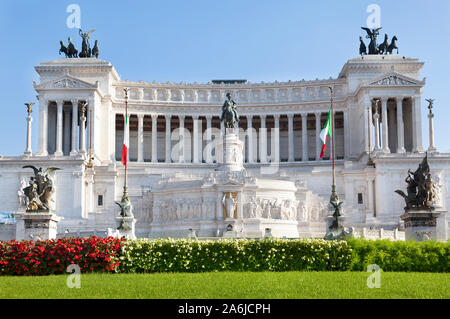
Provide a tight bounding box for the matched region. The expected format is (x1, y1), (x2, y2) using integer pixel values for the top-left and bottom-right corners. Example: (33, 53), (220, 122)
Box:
(117, 111), (346, 164)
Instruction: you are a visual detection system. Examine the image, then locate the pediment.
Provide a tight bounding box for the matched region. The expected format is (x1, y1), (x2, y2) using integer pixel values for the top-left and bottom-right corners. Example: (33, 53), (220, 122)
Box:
(365, 72), (425, 87)
(34, 75), (98, 91)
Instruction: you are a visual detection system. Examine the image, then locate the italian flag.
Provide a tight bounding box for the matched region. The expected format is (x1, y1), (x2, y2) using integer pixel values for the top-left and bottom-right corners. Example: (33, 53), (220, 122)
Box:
(319, 108), (332, 158)
(121, 114), (129, 166)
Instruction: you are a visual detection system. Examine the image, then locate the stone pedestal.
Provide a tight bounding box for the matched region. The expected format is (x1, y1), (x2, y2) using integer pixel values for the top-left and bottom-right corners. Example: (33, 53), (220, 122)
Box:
(400, 209), (445, 241)
(115, 216), (136, 239)
(216, 132), (244, 172)
(15, 212), (61, 241)
(222, 230), (238, 238)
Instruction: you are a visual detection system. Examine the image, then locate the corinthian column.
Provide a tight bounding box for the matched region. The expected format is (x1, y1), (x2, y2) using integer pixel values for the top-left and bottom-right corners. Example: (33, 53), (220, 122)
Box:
(259, 115), (267, 163)
(151, 114), (158, 163)
(55, 100), (64, 156)
(24, 103), (33, 156)
(427, 100), (437, 152)
(273, 114), (280, 163)
(287, 114), (294, 162)
(381, 97), (390, 153)
(70, 100), (78, 156)
(138, 114), (144, 162)
(179, 115), (185, 163)
(396, 97), (406, 153)
(193, 115), (200, 163)
(165, 114), (171, 163)
(315, 112), (321, 161)
(302, 113), (308, 161)
(79, 102), (87, 155)
(37, 98), (48, 156)
(205, 115), (213, 164)
(247, 116), (254, 163)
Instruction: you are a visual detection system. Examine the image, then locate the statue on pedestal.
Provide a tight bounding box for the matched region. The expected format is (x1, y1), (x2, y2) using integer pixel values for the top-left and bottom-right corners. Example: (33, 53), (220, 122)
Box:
(395, 154), (436, 210)
(220, 93), (239, 129)
(22, 166), (61, 212)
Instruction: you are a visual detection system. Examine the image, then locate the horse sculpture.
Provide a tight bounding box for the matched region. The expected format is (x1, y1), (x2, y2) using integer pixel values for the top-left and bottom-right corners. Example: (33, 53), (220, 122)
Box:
(67, 37), (78, 58)
(92, 40), (99, 59)
(59, 41), (68, 57)
(359, 36), (367, 55)
(377, 34), (389, 55)
(387, 36), (399, 54)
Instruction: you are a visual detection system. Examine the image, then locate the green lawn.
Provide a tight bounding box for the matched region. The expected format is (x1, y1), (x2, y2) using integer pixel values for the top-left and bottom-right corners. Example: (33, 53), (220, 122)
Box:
(0, 272), (448, 299)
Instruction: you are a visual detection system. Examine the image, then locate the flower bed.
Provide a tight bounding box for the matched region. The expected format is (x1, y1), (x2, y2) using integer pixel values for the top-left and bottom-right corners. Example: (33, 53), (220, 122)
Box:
(1, 237), (448, 275)
(0, 237), (123, 276)
(118, 238), (353, 273)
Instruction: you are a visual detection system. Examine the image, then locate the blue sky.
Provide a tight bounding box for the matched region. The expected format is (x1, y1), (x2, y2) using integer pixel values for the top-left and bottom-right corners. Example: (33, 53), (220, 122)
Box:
(0, 0), (449, 155)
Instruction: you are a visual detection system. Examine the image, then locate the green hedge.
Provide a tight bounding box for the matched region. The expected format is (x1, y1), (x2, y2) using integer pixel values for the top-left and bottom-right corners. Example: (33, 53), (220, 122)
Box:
(119, 238), (353, 273)
(119, 238), (450, 273)
(348, 239), (449, 272)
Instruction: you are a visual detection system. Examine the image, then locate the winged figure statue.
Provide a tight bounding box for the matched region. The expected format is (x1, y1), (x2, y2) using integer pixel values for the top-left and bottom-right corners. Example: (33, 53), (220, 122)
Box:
(361, 27), (382, 54)
(79, 29), (96, 58)
(22, 166), (61, 212)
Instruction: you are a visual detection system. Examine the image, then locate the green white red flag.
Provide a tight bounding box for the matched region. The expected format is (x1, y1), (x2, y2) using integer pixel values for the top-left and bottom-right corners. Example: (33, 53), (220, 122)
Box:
(319, 108), (332, 158)
(121, 114), (129, 166)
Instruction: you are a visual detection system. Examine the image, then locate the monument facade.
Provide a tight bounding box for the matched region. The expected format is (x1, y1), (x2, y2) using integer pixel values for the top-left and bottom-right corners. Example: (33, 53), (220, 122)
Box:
(0, 48), (449, 239)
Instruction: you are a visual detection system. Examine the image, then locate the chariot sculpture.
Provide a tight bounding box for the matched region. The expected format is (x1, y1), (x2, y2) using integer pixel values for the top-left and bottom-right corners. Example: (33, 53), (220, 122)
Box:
(22, 166), (61, 212)
(59, 29), (99, 59)
(360, 27), (398, 55)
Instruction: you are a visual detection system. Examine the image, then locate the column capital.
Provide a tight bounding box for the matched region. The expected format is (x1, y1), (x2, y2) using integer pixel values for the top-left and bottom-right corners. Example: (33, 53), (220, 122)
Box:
(287, 113), (294, 119)
(192, 115), (199, 120)
(71, 99), (78, 105)
(55, 99), (64, 106)
(259, 114), (266, 120)
(205, 115), (213, 120)
(137, 113), (144, 120)
(273, 114), (280, 120)
(301, 112), (308, 118)
(314, 111), (321, 116)
(151, 114), (158, 121)
(165, 114), (172, 120)
(179, 115), (185, 121)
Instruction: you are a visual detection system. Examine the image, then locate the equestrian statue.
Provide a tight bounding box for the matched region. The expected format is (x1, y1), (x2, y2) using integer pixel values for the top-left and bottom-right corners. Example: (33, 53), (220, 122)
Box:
(220, 93), (239, 129)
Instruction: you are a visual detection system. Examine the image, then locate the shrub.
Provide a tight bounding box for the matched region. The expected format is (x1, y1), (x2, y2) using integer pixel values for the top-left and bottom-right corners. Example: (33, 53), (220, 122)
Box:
(0, 237), (124, 276)
(347, 239), (449, 272)
(118, 238), (354, 273)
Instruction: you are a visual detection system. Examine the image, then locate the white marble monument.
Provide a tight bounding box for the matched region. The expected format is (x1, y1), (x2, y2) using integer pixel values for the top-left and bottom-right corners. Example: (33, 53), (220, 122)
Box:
(0, 54), (449, 240)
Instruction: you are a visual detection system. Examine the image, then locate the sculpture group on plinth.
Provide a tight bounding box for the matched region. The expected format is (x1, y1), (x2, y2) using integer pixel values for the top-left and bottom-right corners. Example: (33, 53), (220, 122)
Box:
(395, 154), (436, 210)
(396, 154), (445, 241)
(359, 27), (398, 55)
(59, 29), (99, 59)
(22, 166), (61, 212)
(16, 166), (62, 241)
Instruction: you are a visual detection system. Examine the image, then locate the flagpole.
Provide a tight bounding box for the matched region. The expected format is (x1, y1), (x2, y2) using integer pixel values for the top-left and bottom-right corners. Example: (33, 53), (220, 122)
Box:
(124, 88), (129, 190)
(328, 86), (338, 203)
